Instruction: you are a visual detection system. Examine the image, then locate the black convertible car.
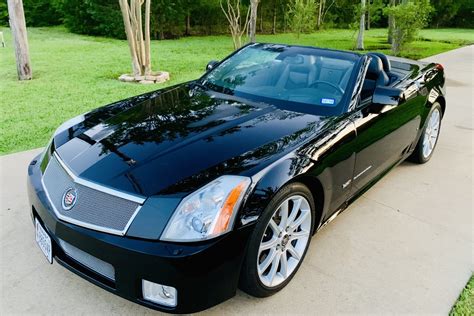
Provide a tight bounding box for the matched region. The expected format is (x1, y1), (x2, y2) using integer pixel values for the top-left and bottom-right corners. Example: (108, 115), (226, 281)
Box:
(28, 43), (445, 313)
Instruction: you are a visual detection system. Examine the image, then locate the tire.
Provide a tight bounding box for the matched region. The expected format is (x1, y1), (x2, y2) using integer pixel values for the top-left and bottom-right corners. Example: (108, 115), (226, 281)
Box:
(239, 182), (316, 297)
(409, 102), (443, 164)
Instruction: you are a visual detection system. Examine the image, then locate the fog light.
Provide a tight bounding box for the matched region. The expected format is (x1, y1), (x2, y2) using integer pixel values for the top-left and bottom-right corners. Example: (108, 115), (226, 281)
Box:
(142, 280), (177, 307)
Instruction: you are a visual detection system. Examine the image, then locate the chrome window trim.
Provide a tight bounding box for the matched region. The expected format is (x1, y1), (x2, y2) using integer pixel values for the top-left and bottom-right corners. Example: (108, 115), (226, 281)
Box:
(348, 55), (371, 112)
(41, 153), (145, 236)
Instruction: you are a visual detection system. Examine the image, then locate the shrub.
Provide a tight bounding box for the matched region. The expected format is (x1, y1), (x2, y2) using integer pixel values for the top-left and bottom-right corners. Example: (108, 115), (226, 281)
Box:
(23, 0), (63, 26)
(61, 0), (125, 38)
(384, 0), (433, 55)
(0, 2), (8, 26)
(286, 0), (316, 37)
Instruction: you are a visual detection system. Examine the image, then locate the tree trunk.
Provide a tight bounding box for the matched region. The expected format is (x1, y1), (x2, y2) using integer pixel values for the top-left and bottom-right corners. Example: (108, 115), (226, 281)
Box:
(259, 5), (263, 33)
(119, 0), (140, 76)
(391, 27), (401, 55)
(7, 0), (32, 80)
(366, 0), (370, 30)
(317, 0), (324, 30)
(249, 0), (259, 43)
(135, 1), (145, 73)
(221, 0), (251, 49)
(387, 0), (395, 44)
(272, 1), (277, 34)
(391, 0), (407, 55)
(144, 0), (151, 75)
(185, 11), (191, 36)
(356, 0), (365, 50)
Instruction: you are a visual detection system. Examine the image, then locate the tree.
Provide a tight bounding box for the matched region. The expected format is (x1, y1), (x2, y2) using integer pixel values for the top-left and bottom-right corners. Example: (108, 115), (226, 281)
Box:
(387, 0), (395, 43)
(316, 0), (335, 29)
(429, 0), (465, 28)
(7, 0), (32, 80)
(384, 0), (432, 55)
(287, 0), (316, 37)
(22, 0), (63, 26)
(0, 2), (9, 26)
(271, 0), (278, 34)
(356, 0), (365, 50)
(317, 0), (324, 29)
(220, 0), (250, 49)
(62, 0), (125, 39)
(366, 0), (384, 30)
(248, 0), (259, 42)
(366, 0), (370, 29)
(118, 0), (169, 83)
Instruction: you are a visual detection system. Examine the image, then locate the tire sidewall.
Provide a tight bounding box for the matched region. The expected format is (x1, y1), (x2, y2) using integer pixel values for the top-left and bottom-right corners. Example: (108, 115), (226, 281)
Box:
(418, 102), (443, 163)
(239, 182), (316, 297)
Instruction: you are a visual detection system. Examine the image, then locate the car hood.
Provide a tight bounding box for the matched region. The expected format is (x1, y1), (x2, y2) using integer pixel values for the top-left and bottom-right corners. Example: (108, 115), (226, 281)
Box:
(53, 84), (332, 197)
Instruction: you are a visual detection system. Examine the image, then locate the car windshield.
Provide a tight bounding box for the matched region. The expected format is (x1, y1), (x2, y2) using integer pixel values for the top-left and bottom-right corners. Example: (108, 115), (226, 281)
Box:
(201, 44), (359, 115)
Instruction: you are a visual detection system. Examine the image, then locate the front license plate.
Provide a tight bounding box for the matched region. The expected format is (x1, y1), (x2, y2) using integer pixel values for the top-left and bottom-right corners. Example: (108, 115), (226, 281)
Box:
(35, 218), (53, 264)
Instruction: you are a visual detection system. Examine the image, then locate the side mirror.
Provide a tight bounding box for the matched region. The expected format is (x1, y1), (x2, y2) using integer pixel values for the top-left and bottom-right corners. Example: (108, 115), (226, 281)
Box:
(369, 86), (404, 114)
(206, 60), (219, 72)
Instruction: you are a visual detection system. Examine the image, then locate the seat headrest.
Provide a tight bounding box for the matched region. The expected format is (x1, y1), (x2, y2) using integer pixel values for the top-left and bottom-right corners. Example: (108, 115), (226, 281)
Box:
(368, 52), (391, 73)
(367, 55), (384, 80)
(366, 55), (390, 86)
(283, 55), (304, 64)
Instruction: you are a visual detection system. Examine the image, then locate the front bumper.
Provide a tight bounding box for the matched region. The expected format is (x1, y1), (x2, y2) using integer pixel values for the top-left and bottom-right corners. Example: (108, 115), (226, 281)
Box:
(27, 155), (253, 313)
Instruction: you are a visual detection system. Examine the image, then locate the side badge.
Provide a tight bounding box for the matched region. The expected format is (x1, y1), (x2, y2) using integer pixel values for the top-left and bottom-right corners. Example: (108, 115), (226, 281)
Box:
(428, 89), (439, 103)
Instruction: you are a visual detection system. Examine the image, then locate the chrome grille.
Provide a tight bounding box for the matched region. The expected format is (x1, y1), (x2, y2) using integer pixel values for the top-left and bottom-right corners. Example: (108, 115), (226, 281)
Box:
(58, 239), (115, 281)
(42, 154), (142, 235)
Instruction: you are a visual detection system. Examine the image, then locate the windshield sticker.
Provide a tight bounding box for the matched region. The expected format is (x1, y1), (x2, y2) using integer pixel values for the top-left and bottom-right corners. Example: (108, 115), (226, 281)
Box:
(321, 98), (335, 105)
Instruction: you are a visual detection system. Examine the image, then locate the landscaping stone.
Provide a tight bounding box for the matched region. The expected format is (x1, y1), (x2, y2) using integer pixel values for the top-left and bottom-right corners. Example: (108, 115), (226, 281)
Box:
(139, 80), (155, 84)
(119, 72), (170, 84)
(118, 74), (135, 82)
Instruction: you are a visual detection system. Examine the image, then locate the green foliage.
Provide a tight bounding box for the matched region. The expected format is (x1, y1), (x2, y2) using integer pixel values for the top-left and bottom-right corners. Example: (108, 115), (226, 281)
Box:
(450, 274), (474, 316)
(190, 0), (228, 35)
(384, 0), (433, 54)
(286, 0), (316, 37)
(23, 0), (63, 26)
(367, 0), (385, 26)
(429, 0), (474, 28)
(453, 1), (474, 28)
(59, 0), (226, 39)
(61, 0), (124, 38)
(151, 0), (190, 39)
(1, 0), (472, 37)
(0, 1), (8, 26)
(326, 0), (359, 29)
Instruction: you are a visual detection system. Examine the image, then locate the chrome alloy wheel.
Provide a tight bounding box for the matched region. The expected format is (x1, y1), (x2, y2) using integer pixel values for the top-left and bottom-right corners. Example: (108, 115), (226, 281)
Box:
(422, 108), (441, 159)
(257, 195), (312, 287)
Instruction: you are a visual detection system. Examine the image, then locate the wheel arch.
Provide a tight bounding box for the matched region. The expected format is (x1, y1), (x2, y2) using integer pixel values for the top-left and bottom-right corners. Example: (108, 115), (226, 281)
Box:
(288, 175), (324, 235)
(238, 155), (328, 234)
(436, 96), (446, 117)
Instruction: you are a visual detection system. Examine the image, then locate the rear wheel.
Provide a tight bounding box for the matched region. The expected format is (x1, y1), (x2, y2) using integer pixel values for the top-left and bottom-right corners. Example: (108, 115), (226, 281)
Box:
(239, 183), (315, 297)
(409, 102), (442, 164)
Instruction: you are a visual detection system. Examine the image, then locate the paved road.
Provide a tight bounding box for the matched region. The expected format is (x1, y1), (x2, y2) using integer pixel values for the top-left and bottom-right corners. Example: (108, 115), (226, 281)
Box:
(1, 46), (473, 315)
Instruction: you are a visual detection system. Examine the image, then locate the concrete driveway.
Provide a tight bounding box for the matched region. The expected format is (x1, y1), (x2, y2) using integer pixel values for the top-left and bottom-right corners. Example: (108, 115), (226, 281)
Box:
(1, 46), (473, 315)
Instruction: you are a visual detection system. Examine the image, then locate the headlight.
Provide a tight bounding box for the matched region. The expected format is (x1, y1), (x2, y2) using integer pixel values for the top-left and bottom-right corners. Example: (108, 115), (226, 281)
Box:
(161, 176), (251, 242)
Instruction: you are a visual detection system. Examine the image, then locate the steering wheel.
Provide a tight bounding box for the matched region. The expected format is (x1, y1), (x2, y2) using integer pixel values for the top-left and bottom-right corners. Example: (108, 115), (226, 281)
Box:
(309, 81), (344, 94)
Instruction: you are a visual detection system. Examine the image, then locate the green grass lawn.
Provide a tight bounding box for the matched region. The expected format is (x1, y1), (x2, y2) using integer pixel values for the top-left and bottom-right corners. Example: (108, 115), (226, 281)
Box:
(451, 275), (474, 315)
(1, 27), (473, 155)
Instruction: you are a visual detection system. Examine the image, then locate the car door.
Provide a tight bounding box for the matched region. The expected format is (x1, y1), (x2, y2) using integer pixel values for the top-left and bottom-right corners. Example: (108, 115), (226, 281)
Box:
(348, 82), (424, 194)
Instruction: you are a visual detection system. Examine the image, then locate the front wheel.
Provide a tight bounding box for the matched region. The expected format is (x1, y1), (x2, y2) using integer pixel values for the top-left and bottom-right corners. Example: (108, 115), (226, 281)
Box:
(239, 183), (315, 297)
(409, 102), (443, 164)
